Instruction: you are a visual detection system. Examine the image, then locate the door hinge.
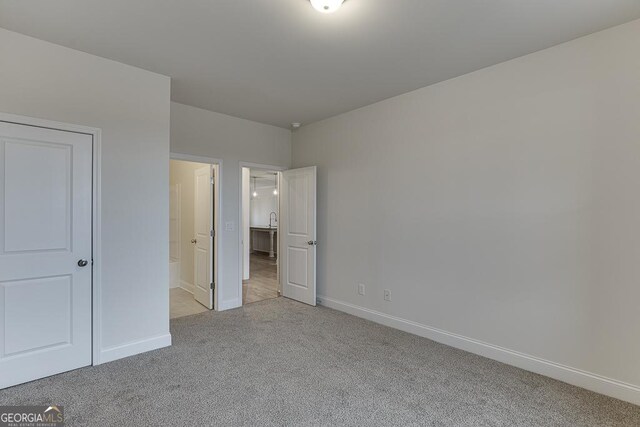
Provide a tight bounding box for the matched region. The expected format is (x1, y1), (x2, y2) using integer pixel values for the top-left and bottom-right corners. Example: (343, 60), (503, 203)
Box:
(210, 282), (215, 290)
(210, 176), (214, 185)
(210, 229), (215, 237)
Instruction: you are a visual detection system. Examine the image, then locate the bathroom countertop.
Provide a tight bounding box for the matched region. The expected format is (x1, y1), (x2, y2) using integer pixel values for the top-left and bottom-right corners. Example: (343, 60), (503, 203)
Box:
(250, 226), (278, 231)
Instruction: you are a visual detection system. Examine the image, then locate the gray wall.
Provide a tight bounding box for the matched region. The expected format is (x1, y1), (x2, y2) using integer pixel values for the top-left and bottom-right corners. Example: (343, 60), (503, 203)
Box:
(170, 102), (291, 310)
(292, 19), (640, 398)
(0, 28), (171, 360)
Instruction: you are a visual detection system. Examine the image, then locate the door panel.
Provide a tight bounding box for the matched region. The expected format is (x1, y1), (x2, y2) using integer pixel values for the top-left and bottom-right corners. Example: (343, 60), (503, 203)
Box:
(286, 247), (309, 288)
(4, 141), (71, 252)
(3, 275), (72, 356)
(287, 173), (309, 235)
(281, 166), (316, 306)
(0, 121), (92, 389)
(193, 166), (213, 309)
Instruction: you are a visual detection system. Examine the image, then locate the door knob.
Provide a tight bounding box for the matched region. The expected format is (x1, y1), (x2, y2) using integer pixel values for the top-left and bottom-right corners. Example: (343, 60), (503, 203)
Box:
(307, 240), (317, 246)
(191, 239), (197, 244)
(78, 259), (89, 267)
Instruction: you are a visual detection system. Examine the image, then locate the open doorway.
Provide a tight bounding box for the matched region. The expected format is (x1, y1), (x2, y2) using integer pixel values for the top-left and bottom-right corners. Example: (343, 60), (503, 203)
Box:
(241, 167), (281, 304)
(169, 158), (219, 318)
(240, 163), (317, 308)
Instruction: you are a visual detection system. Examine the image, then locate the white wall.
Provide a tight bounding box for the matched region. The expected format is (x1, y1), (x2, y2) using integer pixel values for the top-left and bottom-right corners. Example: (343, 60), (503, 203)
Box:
(169, 184), (181, 263)
(250, 178), (278, 227)
(292, 20), (640, 404)
(170, 102), (291, 310)
(0, 28), (171, 362)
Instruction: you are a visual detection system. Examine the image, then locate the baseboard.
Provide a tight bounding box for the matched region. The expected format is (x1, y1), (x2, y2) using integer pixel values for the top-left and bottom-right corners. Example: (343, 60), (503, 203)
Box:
(98, 334), (172, 365)
(317, 295), (640, 406)
(180, 280), (194, 294)
(218, 298), (241, 311)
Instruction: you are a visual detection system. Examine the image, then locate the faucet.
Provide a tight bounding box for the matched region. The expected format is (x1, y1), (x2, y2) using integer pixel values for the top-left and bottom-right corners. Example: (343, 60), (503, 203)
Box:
(269, 212), (277, 228)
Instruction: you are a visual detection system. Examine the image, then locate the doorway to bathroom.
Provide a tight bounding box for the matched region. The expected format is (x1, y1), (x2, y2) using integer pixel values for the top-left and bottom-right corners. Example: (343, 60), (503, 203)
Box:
(169, 156), (219, 318)
(241, 166), (281, 305)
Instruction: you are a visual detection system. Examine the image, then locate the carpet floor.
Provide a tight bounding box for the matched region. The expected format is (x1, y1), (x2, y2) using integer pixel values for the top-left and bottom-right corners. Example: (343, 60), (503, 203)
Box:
(1, 298), (639, 426)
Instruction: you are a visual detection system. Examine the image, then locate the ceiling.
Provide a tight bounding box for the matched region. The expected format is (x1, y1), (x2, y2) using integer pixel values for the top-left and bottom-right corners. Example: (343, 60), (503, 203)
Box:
(1, 1), (639, 129)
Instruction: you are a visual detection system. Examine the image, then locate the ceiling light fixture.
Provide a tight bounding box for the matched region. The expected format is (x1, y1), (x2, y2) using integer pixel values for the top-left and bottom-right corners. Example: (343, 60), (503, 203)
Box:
(273, 174), (278, 196)
(310, 0), (344, 14)
(252, 176), (258, 198)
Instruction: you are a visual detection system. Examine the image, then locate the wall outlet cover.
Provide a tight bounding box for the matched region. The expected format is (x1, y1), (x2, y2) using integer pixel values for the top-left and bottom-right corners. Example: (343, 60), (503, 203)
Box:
(358, 283), (365, 295)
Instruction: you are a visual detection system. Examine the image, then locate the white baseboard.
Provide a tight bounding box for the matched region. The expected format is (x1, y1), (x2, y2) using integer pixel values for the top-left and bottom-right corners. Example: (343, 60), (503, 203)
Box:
(218, 298), (241, 311)
(98, 333), (172, 365)
(317, 295), (640, 406)
(180, 280), (194, 294)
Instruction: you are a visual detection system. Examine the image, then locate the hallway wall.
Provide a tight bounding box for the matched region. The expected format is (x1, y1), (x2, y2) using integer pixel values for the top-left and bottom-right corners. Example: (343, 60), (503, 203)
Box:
(170, 102), (291, 310)
(250, 175), (278, 227)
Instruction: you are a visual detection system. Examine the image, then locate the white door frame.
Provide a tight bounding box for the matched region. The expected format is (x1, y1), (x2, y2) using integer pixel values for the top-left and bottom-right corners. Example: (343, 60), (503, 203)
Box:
(171, 152), (222, 311)
(0, 112), (103, 365)
(238, 162), (286, 304)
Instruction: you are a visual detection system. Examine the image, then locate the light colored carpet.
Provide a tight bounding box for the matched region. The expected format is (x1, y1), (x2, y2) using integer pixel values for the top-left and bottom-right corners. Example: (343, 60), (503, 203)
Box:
(1, 298), (638, 426)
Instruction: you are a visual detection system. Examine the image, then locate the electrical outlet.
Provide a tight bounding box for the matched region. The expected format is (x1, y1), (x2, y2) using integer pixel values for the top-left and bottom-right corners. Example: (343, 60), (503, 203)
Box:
(358, 283), (365, 296)
(384, 289), (391, 302)
(225, 221), (235, 231)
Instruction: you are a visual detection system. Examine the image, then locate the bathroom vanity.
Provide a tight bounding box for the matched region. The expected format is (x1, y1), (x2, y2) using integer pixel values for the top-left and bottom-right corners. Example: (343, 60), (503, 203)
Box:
(250, 226), (277, 258)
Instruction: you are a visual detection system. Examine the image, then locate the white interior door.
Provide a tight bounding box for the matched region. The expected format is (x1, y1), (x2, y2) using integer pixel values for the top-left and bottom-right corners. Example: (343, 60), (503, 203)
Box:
(0, 121), (92, 388)
(281, 166), (317, 306)
(193, 166), (213, 309)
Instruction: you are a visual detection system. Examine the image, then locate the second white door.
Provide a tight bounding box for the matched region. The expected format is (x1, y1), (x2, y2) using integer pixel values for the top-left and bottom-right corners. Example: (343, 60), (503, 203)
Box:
(193, 166), (213, 309)
(281, 166), (317, 306)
